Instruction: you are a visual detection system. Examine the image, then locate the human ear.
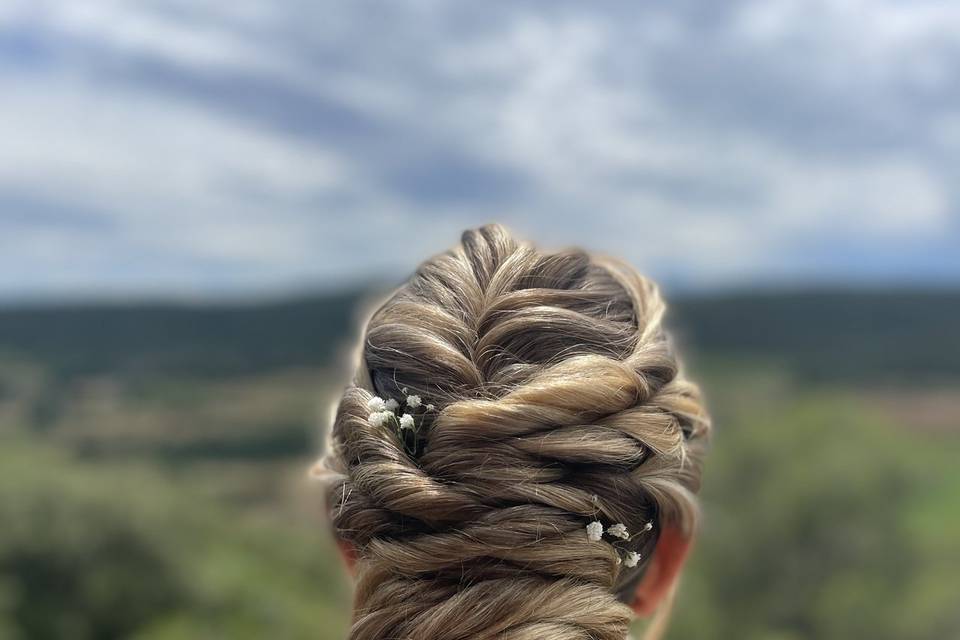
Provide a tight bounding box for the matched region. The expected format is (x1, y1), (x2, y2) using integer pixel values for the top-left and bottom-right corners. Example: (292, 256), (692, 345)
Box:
(324, 484), (358, 577)
(631, 524), (691, 616)
(336, 538), (358, 577)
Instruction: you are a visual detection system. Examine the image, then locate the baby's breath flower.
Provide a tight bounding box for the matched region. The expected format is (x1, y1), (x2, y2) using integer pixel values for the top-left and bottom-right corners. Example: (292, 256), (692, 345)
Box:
(607, 523), (629, 540)
(426, 404), (435, 411)
(642, 521), (653, 532)
(406, 395), (422, 408)
(586, 521), (604, 542)
(367, 396), (386, 413)
(623, 551), (641, 568)
(367, 411), (391, 427)
(399, 413), (415, 430)
(384, 398), (400, 411)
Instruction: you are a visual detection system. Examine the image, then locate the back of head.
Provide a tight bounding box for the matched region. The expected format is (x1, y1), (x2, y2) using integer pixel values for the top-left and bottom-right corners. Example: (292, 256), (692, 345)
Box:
(315, 224), (711, 640)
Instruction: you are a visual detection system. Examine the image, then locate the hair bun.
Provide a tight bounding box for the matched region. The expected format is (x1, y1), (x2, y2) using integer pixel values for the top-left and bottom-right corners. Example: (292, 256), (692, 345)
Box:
(316, 224), (711, 640)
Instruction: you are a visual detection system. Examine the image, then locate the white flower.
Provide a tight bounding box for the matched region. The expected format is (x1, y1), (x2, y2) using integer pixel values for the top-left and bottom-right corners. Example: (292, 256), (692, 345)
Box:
(607, 523), (629, 540)
(643, 521), (653, 532)
(367, 396), (386, 413)
(399, 413), (415, 430)
(426, 404), (435, 411)
(401, 387), (408, 393)
(367, 411), (391, 427)
(406, 394), (422, 408)
(623, 551), (641, 568)
(384, 398), (400, 411)
(586, 521), (604, 542)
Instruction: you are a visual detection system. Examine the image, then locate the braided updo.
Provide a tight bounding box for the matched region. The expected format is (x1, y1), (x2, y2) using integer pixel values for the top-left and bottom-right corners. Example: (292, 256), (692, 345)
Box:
(315, 224), (711, 640)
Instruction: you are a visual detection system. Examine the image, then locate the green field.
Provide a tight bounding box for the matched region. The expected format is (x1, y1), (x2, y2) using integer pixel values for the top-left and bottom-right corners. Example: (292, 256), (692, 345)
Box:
(0, 289), (957, 639)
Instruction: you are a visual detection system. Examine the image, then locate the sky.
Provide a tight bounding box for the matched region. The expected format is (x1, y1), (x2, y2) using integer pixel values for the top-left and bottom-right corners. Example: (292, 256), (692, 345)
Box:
(1, 0), (959, 301)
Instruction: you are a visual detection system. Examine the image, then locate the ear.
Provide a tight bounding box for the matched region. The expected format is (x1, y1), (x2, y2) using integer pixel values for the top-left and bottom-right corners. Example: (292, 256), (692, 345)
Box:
(631, 524), (692, 616)
(336, 538), (358, 577)
(324, 486), (358, 577)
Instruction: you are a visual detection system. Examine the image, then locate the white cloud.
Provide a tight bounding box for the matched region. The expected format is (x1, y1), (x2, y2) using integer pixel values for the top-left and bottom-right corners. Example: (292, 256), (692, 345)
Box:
(0, 74), (347, 208)
(767, 159), (948, 234)
(426, 10), (950, 260)
(0, 0), (957, 297)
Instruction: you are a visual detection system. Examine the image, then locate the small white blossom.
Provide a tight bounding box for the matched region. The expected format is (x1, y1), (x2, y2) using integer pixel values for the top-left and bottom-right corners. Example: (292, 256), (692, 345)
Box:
(586, 521), (604, 541)
(384, 398), (400, 411)
(426, 404), (435, 411)
(401, 387), (408, 394)
(366, 396), (386, 413)
(643, 521), (653, 532)
(399, 413), (415, 430)
(623, 551), (641, 568)
(406, 395), (422, 408)
(607, 523), (629, 540)
(367, 411), (390, 427)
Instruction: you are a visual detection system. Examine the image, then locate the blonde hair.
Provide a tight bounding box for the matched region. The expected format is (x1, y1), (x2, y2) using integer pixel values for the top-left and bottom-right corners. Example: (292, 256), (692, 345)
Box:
(315, 224), (711, 640)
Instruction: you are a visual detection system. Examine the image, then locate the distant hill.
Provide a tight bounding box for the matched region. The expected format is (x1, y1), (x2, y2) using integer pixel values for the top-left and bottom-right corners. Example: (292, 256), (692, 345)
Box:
(0, 288), (957, 384)
(667, 289), (960, 383)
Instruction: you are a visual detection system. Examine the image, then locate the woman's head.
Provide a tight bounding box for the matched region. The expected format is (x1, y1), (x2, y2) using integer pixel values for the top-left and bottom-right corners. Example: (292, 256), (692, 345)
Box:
(315, 224), (711, 640)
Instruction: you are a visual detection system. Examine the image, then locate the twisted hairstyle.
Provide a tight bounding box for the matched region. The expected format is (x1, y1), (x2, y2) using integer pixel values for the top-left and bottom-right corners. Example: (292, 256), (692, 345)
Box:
(315, 224), (711, 640)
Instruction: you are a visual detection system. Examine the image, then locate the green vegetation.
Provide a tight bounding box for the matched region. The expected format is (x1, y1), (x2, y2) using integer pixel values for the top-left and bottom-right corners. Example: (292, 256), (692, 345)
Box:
(666, 374), (960, 639)
(0, 440), (349, 640)
(1, 289), (956, 382)
(0, 289), (957, 639)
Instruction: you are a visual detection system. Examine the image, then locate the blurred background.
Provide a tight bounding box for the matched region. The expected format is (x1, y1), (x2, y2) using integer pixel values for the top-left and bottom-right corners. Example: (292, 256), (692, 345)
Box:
(1, 1), (958, 639)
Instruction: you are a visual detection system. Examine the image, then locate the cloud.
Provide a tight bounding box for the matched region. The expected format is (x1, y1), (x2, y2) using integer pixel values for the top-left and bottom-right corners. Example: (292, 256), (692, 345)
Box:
(0, 0), (957, 299)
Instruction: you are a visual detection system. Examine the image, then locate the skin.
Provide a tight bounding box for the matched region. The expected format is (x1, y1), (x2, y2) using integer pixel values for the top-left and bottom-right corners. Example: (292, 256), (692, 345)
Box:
(335, 525), (691, 619)
(629, 525), (691, 616)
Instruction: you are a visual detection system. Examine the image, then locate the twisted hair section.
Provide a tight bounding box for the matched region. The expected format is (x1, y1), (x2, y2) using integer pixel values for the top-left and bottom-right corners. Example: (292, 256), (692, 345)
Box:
(315, 224), (711, 640)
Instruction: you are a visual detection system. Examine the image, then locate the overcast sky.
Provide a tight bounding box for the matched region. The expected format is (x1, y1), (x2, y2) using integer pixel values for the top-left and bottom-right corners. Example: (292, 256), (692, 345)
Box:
(1, 0), (958, 301)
